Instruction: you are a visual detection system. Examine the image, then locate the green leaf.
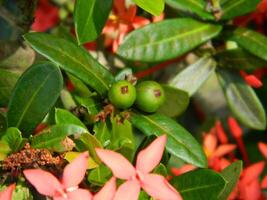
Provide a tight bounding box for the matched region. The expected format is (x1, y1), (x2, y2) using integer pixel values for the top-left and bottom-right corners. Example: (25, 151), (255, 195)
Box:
(74, 0), (112, 44)
(67, 73), (93, 98)
(169, 56), (216, 96)
(117, 18), (222, 62)
(221, 0), (260, 20)
(217, 69), (266, 130)
(171, 169), (226, 200)
(215, 48), (267, 71)
(165, 0), (214, 20)
(31, 124), (87, 152)
(24, 33), (114, 96)
(0, 112), (7, 135)
(133, 0), (164, 16)
(131, 113), (207, 168)
(88, 165), (112, 186)
(55, 108), (87, 129)
(94, 122), (111, 147)
(230, 28), (267, 61)
(7, 62), (63, 136)
(157, 85), (189, 117)
(110, 116), (135, 160)
(2, 127), (24, 152)
(10, 183), (33, 200)
(0, 69), (19, 106)
(78, 133), (102, 163)
(74, 95), (101, 115)
(0, 140), (11, 160)
(218, 161), (243, 200)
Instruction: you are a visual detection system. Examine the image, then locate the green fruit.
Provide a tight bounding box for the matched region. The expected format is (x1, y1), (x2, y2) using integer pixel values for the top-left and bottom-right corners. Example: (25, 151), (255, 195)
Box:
(135, 81), (165, 113)
(108, 80), (136, 109)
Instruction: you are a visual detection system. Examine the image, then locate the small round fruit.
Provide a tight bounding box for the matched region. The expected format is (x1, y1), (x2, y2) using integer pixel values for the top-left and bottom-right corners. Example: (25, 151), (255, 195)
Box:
(108, 80), (136, 109)
(135, 81), (165, 113)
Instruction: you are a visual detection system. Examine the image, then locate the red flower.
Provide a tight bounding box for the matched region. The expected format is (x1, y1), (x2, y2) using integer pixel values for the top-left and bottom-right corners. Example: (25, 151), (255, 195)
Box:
(32, 0), (59, 32)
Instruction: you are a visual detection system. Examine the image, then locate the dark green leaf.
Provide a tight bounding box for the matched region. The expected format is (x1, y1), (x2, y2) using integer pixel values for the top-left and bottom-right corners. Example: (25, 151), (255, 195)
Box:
(165, 0), (214, 20)
(94, 122), (111, 147)
(217, 69), (266, 130)
(67, 73), (93, 98)
(218, 161), (243, 200)
(24, 33), (114, 96)
(0, 69), (19, 106)
(133, 0), (164, 16)
(2, 127), (24, 152)
(215, 48), (267, 71)
(55, 108), (87, 129)
(171, 169), (226, 200)
(169, 56), (216, 96)
(157, 85), (189, 117)
(31, 124), (87, 152)
(88, 165), (112, 186)
(74, 0), (112, 44)
(230, 28), (267, 61)
(131, 113), (207, 168)
(74, 95), (101, 115)
(0, 112), (7, 135)
(117, 18), (222, 62)
(153, 163), (168, 176)
(7, 62), (63, 135)
(221, 0), (260, 20)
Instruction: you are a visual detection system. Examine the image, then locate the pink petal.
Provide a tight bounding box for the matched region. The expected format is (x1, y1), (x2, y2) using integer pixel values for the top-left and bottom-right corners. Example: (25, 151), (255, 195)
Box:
(242, 161), (265, 184)
(132, 16), (150, 29)
(212, 144), (236, 158)
(23, 169), (62, 197)
(136, 135), (167, 173)
(242, 180), (262, 200)
(62, 151), (89, 188)
(228, 117), (242, 139)
(94, 177), (116, 200)
(203, 132), (217, 156)
(0, 184), (15, 200)
(114, 180), (140, 200)
(67, 189), (93, 200)
(96, 148), (135, 180)
(261, 175), (267, 188)
(171, 165), (196, 176)
(142, 174), (182, 200)
(258, 142), (267, 159)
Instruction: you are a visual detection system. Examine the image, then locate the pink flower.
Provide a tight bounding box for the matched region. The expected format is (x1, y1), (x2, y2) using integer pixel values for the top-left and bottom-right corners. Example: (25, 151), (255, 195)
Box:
(23, 152), (116, 200)
(0, 184), (15, 200)
(96, 135), (182, 200)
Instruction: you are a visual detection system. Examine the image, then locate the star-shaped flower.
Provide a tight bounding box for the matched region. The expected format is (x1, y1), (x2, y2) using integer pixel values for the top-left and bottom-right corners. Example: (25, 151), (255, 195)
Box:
(23, 152), (116, 200)
(0, 184), (15, 200)
(96, 135), (182, 200)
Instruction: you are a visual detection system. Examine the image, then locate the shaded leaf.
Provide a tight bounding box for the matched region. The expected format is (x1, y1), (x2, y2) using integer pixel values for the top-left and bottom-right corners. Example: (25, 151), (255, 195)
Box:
(2, 127), (24, 152)
(88, 164), (112, 186)
(133, 0), (164, 16)
(215, 48), (267, 71)
(0, 112), (7, 135)
(157, 85), (189, 117)
(74, 0), (112, 44)
(217, 69), (266, 130)
(221, 0), (260, 20)
(0, 69), (19, 106)
(218, 161), (243, 200)
(24, 33), (114, 96)
(117, 18), (222, 62)
(169, 56), (216, 96)
(7, 62), (63, 136)
(230, 28), (267, 61)
(165, 0), (214, 20)
(131, 113), (207, 168)
(171, 169), (226, 200)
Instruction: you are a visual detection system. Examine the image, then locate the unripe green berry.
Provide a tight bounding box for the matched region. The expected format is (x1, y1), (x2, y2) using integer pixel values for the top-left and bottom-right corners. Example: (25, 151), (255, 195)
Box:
(135, 81), (165, 113)
(108, 80), (136, 109)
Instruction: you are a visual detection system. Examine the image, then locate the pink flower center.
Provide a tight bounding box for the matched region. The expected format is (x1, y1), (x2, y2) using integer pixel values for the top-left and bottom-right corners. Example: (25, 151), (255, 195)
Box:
(132, 170), (144, 183)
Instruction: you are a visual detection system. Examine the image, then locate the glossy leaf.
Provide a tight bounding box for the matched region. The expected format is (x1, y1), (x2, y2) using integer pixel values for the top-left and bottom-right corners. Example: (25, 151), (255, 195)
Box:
(67, 73), (93, 98)
(55, 108), (87, 129)
(169, 56), (216, 96)
(230, 28), (267, 61)
(2, 127), (24, 152)
(218, 161), (243, 200)
(74, 0), (112, 44)
(0, 69), (19, 106)
(221, 0), (260, 20)
(133, 0), (164, 16)
(217, 69), (266, 130)
(215, 48), (267, 71)
(131, 113), (207, 168)
(157, 85), (189, 117)
(165, 0), (214, 20)
(7, 62), (63, 135)
(171, 169), (226, 200)
(117, 18), (222, 62)
(31, 124), (87, 152)
(24, 33), (114, 96)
